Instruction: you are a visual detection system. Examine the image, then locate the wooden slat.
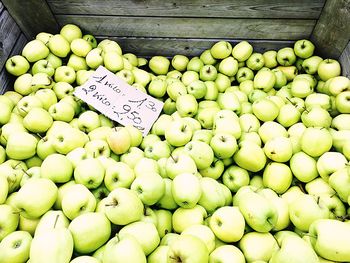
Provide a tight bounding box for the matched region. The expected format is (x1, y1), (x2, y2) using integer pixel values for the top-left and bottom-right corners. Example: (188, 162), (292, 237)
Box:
(311, 0), (350, 59)
(2, 0), (59, 39)
(339, 41), (350, 78)
(0, 10), (21, 70)
(56, 15), (315, 40)
(103, 37), (294, 57)
(0, 2), (4, 13)
(47, 0), (325, 19)
(0, 33), (27, 94)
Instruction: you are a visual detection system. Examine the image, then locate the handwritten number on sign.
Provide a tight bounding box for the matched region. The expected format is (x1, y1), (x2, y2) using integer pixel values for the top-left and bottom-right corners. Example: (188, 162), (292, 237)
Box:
(146, 101), (157, 112)
(127, 111), (142, 124)
(128, 98), (147, 109)
(82, 85), (97, 95)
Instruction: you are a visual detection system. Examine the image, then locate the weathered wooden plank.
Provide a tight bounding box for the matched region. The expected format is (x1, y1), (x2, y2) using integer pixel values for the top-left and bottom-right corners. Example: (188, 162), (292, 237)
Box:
(47, 0), (325, 19)
(0, 33), (27, 94)
(0, 10), (21, 71)
(56, 15), (316, 40)
(0, 2), (4, 13)
(339, 41), (350, 78)
(103, 37), (294, 57)
(311, 0), (350, 59)
(2, 0), (59, 39)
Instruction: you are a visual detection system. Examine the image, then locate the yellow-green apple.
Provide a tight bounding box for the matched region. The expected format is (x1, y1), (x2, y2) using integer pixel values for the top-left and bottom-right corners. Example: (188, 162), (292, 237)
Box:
(54, 65), (76, 83)
(21, 39), (49, 63)
(68, 212), (111, 254)
(263, 162), (293, 194)
(36, 32), (53, 43)
(209, 245), (245, 263)
(51, 126), (89, 154)
(232, 41), (253, 62)
(104, 187), (144, 225)
(46, 52), (62, 69)
(269, 231), (319, 263)
(134, 157), (160, 177)
(120, 146), (144, 169)
(246, 53), (264, 70)
(5, 55), (30, 76)
(327, 76), (350, 96)
(317, 59), (341, 81)
(316, 151), (347, 182)
(209, 206), (245, 243)
(289, 151), (318, 183)
(60, 24), (82, 42)
(0, 176), (8, 204)
(252, 98), (279, 122)
(70, 38), (92, 57)
(0, 230), (32, 263)
(35, 88), (58, 110)
(200, 49), (217, 65)
(0, 204), (19, 241)
(305, 177), (335, 198)
(86, 47), (104, 69)
(199, 64), (217, 81)
(210, 41), (232, 59)
(218, 56), (238, 77)
(30, 225), (73, 263)
(83, 34), (97, 48)
(309, 219), (350, 262)
(263, 50), (278, 68)
(6, 132), (37, 161)
(187, 80), (207, 99)
(222, 165), (249, 192)
(214, 73), (231, 92)
(233, 141), (266, 172)
(149, 56), (170, 75)
(154, 209), (173, 238)
(289, 194), (330, 232)
(48, 34), (71, 58)
(14, 178), (57, 219)
(148, 245), (170, 263)
(103, 235), (146, 263)
(32, 60), (55, 76)
(302, 56), (322, 74)
(132, 67), (151, 87)
(40, 153), (73, 183)
(74, 158), (105, 189)
(148, 77), (167, 98)
(164, 119), (193, 147)
(277, 47), (296, 66)
(131, 172), (165, 205)
(34, 210), (69, 236)
(70, 256), (100, 263)
(300, 127), (333, 157)
(171, 55), (189, 71)
(171, 172), (201, 208)
(172, 205), (207, 233)
(23, 107), (53, 133)
(198, 177), (226, 214)
(175, 94), (198, 117)
(294, 39), (315, 59)
(328, 167), (350, 202)
(119, 221), (160, 256)
(156, 178), (178, 210)
(107, 127), (131, 155)
(13, 73), (32, 95)
(104, 161), (135, 191)
(166, 80), (187, 101)
(263, 136), (293, 162)
(335, 90), (350, 113)
(61, 183), (96, 220)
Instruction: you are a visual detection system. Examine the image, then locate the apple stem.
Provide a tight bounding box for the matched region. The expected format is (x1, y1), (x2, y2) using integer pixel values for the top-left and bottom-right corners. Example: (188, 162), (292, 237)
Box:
(36, 133), (43, 139)
(53, 214), (60, 229)
(21, 168), (30, 177)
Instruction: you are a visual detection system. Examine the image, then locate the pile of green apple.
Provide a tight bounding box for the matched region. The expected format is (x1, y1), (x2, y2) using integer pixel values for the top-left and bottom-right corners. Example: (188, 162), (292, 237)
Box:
(1, 23), (350, 263)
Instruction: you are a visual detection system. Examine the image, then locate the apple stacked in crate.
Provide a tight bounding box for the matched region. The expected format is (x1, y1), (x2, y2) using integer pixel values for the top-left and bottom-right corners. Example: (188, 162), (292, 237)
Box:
(1, 24), (350, 263)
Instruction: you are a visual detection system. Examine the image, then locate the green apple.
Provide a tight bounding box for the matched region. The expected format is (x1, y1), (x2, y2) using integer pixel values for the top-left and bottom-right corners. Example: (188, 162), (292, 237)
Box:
(54, 66), (76, 83)
(210, 41), (232, 59)
(186, 57), (203, 72)
(294, 39), (315, 59)
(148, 77), (167, 98)
(104, 187), (144, 225)
(104, 161), (135, 190)
(70, 38), (92, 57)
(305, 177), (336, 198)
(107, 127), (131, 155)
(40, 153), (73, 183)
(120, 146), (145, 169)
(277, 47), (296, 66)
(263, 162), (292, 194)
(6, 132), (38, 161)
(0, 204), (19, 241)
(252, 98), (279, 122)
(239, 232), (278, 262)
(166, 80), (187, 101)
(61, 183), (96, 220)
(164, 119), (193, 147)
(83, 34), (97, 48)
(32, 59), (55, 76)
(289, 194), (330, 232)
(309, 219), (350, 262)
(246, 53), (265, 70)
(327, 76), (350, 96)
(289, 151), (318, 183)
(329, 167), (350, 202)
(222, 165), (249, 192)
(233, 141), (266, 172)
(302, 56), (323, 74)
(48, 34), (71, 58)
(74, 158), (105, 189)
(317, 59), (341, 81)
(316, 151), (347, 182)
(172, 55), (189, 71)
(22, 107), (53, 133)
(232, 41), (253, 62)
(156, 178), (178, 210)
(134, 157), (159, 177)
(254, 70), (276, 92)
(198, 177), (226, 214)
(263, 50), (278, 68)
(60, 24), (82, 42)
(5, 55), (30, 77)
(68, 212), (111, 254)
(184, 140), (214, 170)
(119, 221), (160, 256)
(131, 172), (165, 205)
(13, 73), (32, 95)
(209, 206), (245, 243)
(71, 256), (100, 263)
(35, 88), (58, 110)
(30, 226), (73, 263)
(34, 210), (69, 236)
(36, 32), (53, 44)
(22, 39), (49, 63)
(200, 49), (217, 65)
(300, 127), (333, 157)
(149, 56), (170, 75)
(215, 73), (231, 92)
(335, 90), (350, 113)
(86, 47), (104, 69)
(172, 205), (207, 233)
(218, 56), (238, 77)
(236, 187), (278, 232)
(270, 231), (319, 263)
(0, 175), (8, 204)
(172, 172), (201, 208)
(14, 178), (57, 219)
(148, 245), (170, 263)
(154, 209), (172, 238)
(175, 94), (198, 117)
(210, 132), (238, 159)
(167, 234), (209, 263)
(103, 235), (146, 263)
(209, 245), (245, 263)
(0, 230), (32, 263)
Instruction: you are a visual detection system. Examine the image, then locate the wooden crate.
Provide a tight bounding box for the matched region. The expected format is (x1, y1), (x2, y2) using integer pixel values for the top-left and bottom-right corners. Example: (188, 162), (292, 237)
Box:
(0, 0), (349, 94)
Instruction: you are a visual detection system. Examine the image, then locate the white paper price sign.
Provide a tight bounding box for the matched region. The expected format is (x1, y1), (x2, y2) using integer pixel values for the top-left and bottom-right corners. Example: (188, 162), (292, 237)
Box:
(74, 66), (163, 136)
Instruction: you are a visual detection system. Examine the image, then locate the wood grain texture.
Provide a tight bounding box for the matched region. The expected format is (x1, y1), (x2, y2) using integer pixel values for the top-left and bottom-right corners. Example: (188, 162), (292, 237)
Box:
(2, 0), (59, 39)
(339, 41), (350, 78)
(47, 0), (324, 19)
(0, 33), (27, 94)
(0, 10), (21, 70)
(311, 0), (350, 59)
(56, 15), (315, 40)
(103, 37), (294, 57)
